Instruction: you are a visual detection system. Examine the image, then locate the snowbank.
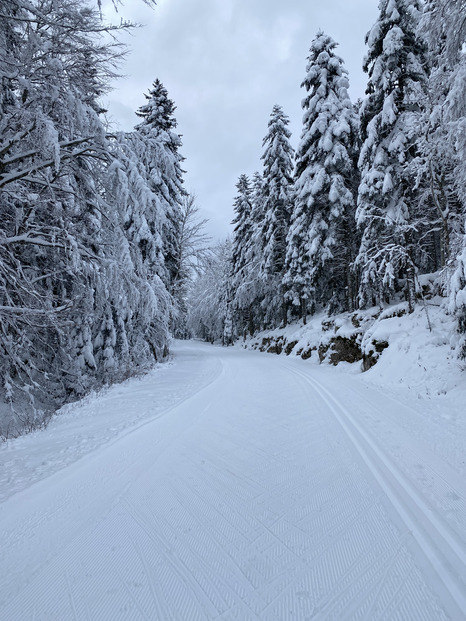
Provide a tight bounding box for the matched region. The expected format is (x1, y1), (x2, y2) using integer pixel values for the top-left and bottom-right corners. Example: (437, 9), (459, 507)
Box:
(240, 294), (465, 401)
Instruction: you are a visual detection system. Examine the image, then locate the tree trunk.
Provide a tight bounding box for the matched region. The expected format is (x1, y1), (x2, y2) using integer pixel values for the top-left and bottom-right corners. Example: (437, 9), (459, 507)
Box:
(406, 264), (416, 314)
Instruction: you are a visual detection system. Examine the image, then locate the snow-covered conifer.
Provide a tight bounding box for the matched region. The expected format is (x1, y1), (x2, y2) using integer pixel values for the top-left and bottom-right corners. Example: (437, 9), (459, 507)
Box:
(421, 1), (466, 354)
(106, 133), (173, 364)
(261, 106), (294, 279)
(135, 79), (185, 293)
(259, 105), (294, 324)
(356, 0), (428, 311)
(285, 33), (359, 319)
(230, 174), (262, 335)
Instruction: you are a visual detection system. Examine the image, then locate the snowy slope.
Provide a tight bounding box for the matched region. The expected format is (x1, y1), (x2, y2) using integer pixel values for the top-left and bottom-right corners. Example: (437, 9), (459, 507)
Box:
(244, 295), (465, 401)
(0, 341), (465, 620)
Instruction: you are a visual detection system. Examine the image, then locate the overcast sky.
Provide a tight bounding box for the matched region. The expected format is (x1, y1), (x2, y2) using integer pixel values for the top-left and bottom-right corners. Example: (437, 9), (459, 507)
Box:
(102, 0), (379, 241)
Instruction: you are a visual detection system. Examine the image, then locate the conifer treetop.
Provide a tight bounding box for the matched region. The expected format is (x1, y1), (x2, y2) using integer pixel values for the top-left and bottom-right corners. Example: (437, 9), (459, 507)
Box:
(136, 79), (177, 133)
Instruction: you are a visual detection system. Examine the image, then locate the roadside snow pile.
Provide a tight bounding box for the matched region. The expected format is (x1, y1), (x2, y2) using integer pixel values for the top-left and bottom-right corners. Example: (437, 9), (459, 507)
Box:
(242, 277), (464, 398)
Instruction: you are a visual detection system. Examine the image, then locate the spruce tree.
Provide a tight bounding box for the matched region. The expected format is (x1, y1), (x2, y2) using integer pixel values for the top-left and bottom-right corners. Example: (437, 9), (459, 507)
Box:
(107, 133), (172, 364)
(284, 33), (359, 319)
(423, 0), (466, 356)
(413, 0), (465, 273)
(259, 105), (294, 324)
(135, 79), (185, 294)
(355, 0), (428, 311)
(230, 174), (260, 336)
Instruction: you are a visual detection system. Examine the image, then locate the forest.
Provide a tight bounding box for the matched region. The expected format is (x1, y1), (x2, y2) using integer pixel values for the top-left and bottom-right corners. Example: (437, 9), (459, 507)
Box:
(190, 1), (466, 352)
(1, 0), (465, 436)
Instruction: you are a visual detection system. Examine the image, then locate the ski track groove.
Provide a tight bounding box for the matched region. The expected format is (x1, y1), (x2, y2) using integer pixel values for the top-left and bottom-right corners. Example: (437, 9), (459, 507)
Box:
(284, 363), (466, 618)
(66, 571), (79, 621)
(0, 344), (461, 620)
(329, 379), (466, 523)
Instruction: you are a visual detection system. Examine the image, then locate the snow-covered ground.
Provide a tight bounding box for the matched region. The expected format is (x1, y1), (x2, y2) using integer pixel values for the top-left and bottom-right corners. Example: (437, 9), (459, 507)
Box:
(0, 339), (465, 620)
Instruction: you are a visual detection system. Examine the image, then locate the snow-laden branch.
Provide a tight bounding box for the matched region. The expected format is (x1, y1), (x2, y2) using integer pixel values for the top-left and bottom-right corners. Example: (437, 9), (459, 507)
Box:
(0, 304), (71, 315)
(0, 234), (69, 249)
(0, 137), (110, 188)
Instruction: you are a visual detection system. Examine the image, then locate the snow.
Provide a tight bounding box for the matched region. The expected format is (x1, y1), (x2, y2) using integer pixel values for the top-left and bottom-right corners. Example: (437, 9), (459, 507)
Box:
(1, 336), (466, 620)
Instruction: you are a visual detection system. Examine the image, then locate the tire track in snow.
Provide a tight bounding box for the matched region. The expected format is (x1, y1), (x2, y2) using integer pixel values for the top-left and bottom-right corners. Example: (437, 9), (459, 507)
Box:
(285, 363), (466, 619)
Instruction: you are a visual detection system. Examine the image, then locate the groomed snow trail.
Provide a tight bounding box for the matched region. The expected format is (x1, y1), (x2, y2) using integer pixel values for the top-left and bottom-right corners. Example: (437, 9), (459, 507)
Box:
(0, 342), (464, 620)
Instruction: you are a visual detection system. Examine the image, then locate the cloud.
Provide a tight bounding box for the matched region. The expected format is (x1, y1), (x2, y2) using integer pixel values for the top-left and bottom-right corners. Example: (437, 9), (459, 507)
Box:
(102, 0), (379, 241)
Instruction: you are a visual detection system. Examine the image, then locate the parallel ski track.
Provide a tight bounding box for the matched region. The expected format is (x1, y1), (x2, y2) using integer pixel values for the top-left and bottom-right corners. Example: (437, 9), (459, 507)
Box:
(282, 362), (466, 619)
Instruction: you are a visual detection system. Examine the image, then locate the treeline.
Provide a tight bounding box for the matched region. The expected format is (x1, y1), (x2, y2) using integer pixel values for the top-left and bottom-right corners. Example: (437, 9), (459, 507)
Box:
(0, 0), (197, 432)
(189, 0), (466, 357)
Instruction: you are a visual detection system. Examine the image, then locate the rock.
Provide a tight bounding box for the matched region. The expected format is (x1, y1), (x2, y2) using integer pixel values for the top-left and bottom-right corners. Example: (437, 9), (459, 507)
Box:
(267, 338), (284, 355)
(318, 343), (330, 362)
(322, 319), (335, 332)
(362, 339), (389, 371)
(301, 348), (313, 360)
(327, 336), (363, 365)
(285, 340), (298, 356)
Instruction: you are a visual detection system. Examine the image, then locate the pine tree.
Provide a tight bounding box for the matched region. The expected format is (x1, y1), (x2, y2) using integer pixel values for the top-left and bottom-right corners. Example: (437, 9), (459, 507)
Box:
(355, 0), (428, 311)
(135, 79), (185, 294)
(230, 174), (261, 336)
(412, 0), (465, 274)
(284, 33), (359, 319)
(260, 106), (294, 324)
(291, 34), (359, 315)
(423, 1), (466, 356)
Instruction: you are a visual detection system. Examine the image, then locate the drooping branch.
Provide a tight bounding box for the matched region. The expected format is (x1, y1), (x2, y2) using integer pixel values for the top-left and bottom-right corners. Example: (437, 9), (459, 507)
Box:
(0, 136), (111, 188)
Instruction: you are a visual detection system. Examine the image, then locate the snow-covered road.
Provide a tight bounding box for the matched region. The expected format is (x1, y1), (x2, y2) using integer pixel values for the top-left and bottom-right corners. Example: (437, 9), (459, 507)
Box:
(1, 341), (465, 620)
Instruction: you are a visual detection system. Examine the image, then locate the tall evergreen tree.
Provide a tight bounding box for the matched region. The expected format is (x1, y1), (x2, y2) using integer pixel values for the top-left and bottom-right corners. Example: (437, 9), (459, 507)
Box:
(135, 79), (185, 294)
(284, 33), (359, 319)
(261, 106), (294, 277)
(413, 0), (465, 274)
(107, 133), (173, 364)
(355, 0), (428, 311)
(230, 174), (261, 336)
(259, 105), (294, 324)
(422, 0), (466, 356)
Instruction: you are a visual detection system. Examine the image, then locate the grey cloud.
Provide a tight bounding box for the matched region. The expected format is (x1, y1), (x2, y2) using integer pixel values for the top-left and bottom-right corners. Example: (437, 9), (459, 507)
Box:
(102, 0), (378, 241)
